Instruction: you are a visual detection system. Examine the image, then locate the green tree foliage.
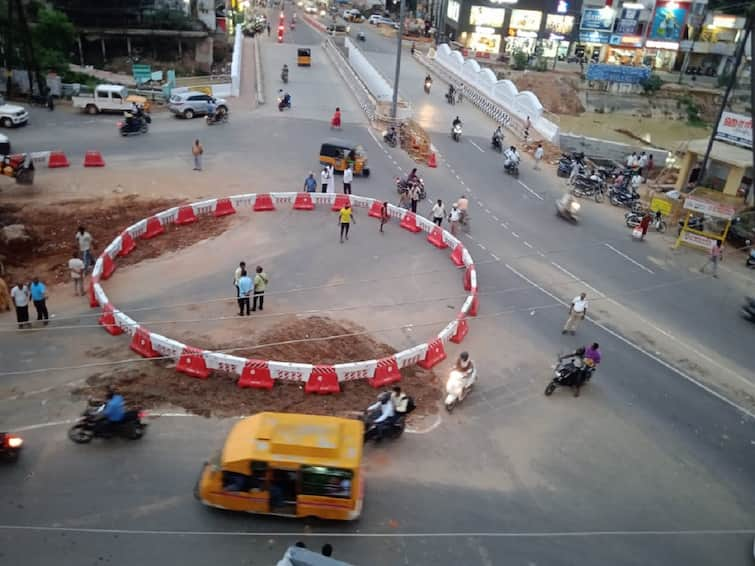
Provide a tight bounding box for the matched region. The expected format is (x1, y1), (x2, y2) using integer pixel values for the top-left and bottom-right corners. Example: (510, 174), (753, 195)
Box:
(511, 50), (528, 71)
(32, 7), (76, 73)
(640, 73), (664, 94)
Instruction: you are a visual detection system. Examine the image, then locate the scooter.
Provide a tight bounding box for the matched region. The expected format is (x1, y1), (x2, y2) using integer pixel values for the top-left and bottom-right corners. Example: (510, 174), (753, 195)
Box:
(625, 210), (666, 232)
(503, 156), (519, 178)
(278, 94), (292, 111)
(556, 193), (581, 223)
(395, 176), (426, 200)
(544, 354), (594, 397)
(445, 367), (476, 412)
(491, 135), (503, 153)
(451, 123), (462, 142)
(383, 129), (398, 147)
(424, 78), (432, 94)
(0, 432), (23, 462)
(357, 31), (366, 42)
(68, 400), (148, 444)
(361, 410), (405, 443)
(206, 110), (229, 125)
(118, 115), (150, 136)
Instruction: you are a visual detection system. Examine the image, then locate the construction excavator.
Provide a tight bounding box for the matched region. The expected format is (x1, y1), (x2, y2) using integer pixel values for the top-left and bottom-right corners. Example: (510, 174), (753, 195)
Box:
(1, 153), (35, 185)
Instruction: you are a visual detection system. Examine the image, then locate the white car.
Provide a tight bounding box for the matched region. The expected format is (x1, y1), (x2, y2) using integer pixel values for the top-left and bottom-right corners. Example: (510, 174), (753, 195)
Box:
(369, 15), (396, 27)
(0, 101), (29, 128)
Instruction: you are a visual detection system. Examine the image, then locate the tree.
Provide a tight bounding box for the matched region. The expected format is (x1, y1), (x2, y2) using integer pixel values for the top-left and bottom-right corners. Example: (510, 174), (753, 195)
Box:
(32, 7), (75, 74)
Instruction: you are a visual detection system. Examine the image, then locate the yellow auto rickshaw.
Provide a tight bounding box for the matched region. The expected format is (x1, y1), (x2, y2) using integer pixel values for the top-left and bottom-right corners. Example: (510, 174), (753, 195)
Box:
(319, 138), (370, 176)
(297, 47), (311, 66)
(195, 412), (365, 521)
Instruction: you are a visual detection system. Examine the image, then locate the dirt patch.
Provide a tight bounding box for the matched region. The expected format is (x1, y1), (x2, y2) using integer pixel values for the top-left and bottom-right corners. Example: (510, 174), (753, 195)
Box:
(512, 73), (585, 116)
(73, 317), (441, 419)
(0, 195), (230, 285)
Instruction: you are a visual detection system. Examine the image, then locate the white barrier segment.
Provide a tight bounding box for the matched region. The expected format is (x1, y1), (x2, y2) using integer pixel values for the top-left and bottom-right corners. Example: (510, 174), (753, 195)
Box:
(157, 207), (179, 225)
(462, 248), (474, 267)
(416, 215), (435, 234)
(93, 282), (107, 306)
(312, 193), (336, 207)
(114, 311), (139, 336)
(29, 151), (51, 165)
(395, 343), (429, 368)
(92, 258), (103, 279)
(269, 361), (313, 382)
(470, 267), (478, 292)
(193, 199), (217, 216)
(335, 360), (378, 382)
(230, 193), (255, 210)
(128, 218), (148, 239)
(350, 195), (372, 208)
(438, 319), (458, 343)
(386, 203), (405, 221)
(149, 333), (187, 360)
(206, 352), (247, 376)
(460, 295), (474, 315)
(271, 192), (296, 205)
(104, 238), (120, 259)
(443, 231), (460, 249)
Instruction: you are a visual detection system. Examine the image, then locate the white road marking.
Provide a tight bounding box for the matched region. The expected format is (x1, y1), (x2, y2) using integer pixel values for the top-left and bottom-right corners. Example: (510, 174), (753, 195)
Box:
(465, 233), (475, 241)
(504, 263), (755, 420)
(465, 187), (472, 193)
(469, 140), (485, 153)
(500, 222), (509, 229)
(551, 262), (605, 297)
(550, 262), (579, 281)
(517, 180), (544, 201)
(511, 232), (520, 238)
(476, 200), (484, 207)
(603, 243), (655, 274)
(490, 253), (501, 261)
(484, 208), (491, 214)
(492, 215), (499, 221)
(523, 241), (533, 249)
(449, 168), (456, 174)
(406, 413), (442, 434)
(366, 128), (382, 148)
(478, 243), (487, 250)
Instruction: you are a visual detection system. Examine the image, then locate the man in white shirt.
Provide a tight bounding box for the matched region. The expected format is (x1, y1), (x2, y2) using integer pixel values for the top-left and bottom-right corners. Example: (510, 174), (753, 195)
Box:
(431, 199), (445, 226)
(562, 292), (588, 335)
(320, 167), (330, 194)
(10, 282), (31, 329)
(233, 261), (246, 297)
(448, 203), (462, 236)
(75, 225), (94, 273)
(534, 144), (544, 170)
(68, 251), (85, 296)
(342, 165), (353, 195)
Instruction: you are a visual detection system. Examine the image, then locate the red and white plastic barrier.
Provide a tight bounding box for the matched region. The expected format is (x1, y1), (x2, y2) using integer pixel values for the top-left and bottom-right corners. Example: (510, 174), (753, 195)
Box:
(91, 193), (478, 392)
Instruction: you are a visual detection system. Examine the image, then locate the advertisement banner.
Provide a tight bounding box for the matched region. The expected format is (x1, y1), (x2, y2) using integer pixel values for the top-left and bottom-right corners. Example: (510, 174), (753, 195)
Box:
(546, 14), (574, 35)
(581, 8), (615, 31)
(447, 0), (460, 22)
(469, 6), (506, 27)
(579, 30), (611, 44)
(586, 63), (650, 83)
(510, 9), (542, 31)
(716, 111), (752, 149)
(683, 195), (736, 219)
(680, 230), (717, 251)
(615, 19), (639, 34)
(649, 3), (688, 41)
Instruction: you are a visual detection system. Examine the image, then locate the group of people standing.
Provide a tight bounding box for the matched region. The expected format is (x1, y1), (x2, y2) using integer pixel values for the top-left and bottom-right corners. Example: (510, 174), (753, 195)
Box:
(303, 164), (354, 195)
(233, 262), (269, 316)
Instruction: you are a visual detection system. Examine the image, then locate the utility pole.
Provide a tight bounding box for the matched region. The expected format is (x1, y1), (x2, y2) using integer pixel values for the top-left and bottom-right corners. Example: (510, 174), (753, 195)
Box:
(391, 0), (407, 121)
(698, 12), (751, 183)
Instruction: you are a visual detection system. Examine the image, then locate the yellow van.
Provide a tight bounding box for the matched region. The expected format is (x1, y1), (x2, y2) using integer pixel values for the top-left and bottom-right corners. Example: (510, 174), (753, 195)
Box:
(195, 412), (364, 521)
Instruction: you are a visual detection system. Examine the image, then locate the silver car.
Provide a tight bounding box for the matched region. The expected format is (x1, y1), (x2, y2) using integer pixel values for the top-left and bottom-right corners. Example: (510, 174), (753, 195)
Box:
(167, 92), (228, 119)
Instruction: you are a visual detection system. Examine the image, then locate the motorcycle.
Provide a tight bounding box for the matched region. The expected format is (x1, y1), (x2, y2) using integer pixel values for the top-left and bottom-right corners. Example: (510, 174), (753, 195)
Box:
(571, 177), (605, 202)
(742, 296), (755, 321)
(281, 69), (289, 83)
(556, 193), (581, 223)
(278, 94), (292, 111)
(68, 400), (148, 444)
(503, 156), (519, 178)
(451, 123), (462, 142)
(608, 186), (640, 208)
(424, 78), (432, 94)
(491, 134), (503, 153)
(445, 90), (456, 105)
(118, 114), (150, 136)
(383, 129), (398, 148)
(357, 31), (366, 42)
(557, 152), (585, 177)
(361, 410), (405, 443)
(0, 432), (23, 462)
(445, 367), (476, 412)
(544, 354), (593, 397)
(678, 215), (705, 235)
(206, 110), (228, 125)
(395, 176), (426, 200)
(625, 210), (666, 233)
(746, 245), (755, 268)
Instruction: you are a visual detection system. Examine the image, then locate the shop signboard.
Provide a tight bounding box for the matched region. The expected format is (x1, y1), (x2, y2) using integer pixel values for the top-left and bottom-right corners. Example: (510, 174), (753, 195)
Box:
(679, 230), (717, 251)
(581, 8), (615, 31)
(649, 2), (689, 41)
(715, 111), (752, 149)
(615, 18), (639, 34)
(447, 0), (460, 22)
(546, 14), (574, 35)
(579, 30), (611, 43)
(510, 9), (542, 31)
(586, 63), (650, 83)
(683, 195), (736, 219)
(609, 34), (644, 47)
(469, 6), (506, 27)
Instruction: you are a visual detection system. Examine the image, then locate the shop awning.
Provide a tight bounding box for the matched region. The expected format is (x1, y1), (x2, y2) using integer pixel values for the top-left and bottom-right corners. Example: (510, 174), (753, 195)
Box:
(686, 138), (753, 169)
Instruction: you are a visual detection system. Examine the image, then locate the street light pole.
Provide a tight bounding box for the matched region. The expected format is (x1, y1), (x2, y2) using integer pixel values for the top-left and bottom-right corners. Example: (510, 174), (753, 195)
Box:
(391, 0), (407, 121)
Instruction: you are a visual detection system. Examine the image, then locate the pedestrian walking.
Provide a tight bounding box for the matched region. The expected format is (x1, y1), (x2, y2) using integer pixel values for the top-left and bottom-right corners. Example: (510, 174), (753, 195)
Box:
(699, 240), (723, 278)
(646, 154), (654, 178)
(320, 167), (330, 194)
(338, 203), (355, 243)
(626, 152), (638, 169)
(75, 225), (94, 273)
(431, 199), (445, 226)
(10, 281), (30, 329)
(304, 172), (317, 193)
(29, 276), (49, 325)
(68, 251), (85, 296)
(192, 139), (204, 171)
(562, 292), (588, 335)
(534, 144), (544, 170)
(233, 261), (246, 297)
(524, 116), (531, 141)
(638, 151), (648, 176)
(343, 164), (353, 195)
(252, 266), (268, 311)
(398, 191), (411, 210)
(448, 203), (461, 236)
(639, 212), (652, 241)
(379, 201), (389, 233)
(409, 183), (420, 214)
(267, 22), (271, 36)
(237, 269), (252, 316)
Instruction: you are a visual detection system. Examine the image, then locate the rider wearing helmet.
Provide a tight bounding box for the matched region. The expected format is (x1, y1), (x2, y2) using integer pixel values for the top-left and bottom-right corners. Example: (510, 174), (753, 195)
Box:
(367, 391), (395, 424)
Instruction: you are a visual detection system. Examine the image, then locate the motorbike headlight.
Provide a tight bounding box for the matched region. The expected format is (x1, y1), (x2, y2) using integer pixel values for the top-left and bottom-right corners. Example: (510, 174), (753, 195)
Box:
(570, 202), (581, 212)
(7, 436), (23, 448)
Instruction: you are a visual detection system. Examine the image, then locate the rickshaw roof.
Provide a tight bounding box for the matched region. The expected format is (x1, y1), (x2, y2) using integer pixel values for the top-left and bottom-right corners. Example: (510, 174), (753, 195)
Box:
(297, 47), (311, 54)
(321, 138), (363, 150)
(221, 412), (364, 473)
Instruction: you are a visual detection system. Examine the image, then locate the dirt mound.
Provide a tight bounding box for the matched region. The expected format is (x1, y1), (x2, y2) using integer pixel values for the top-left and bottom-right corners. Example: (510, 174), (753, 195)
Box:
(0, 196), (231, 284)
(512, 73), (585, 116)
(74, 317), (441, 419)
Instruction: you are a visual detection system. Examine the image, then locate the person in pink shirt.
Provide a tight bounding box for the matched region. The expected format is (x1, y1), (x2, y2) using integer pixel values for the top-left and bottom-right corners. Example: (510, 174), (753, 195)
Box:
(699, 240), (723, 278)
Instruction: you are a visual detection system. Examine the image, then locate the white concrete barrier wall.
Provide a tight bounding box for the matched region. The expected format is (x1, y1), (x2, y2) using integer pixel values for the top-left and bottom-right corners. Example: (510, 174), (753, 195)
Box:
(230, 24), (243, 97)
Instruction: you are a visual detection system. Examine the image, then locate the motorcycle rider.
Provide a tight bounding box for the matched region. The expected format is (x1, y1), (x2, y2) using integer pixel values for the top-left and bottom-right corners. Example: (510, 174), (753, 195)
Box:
(278, 89), (291, 110)
(206, 97), (217, 122)
(492, 125), (503, 149)
(97, 388), (126, 435)
(391, 386), (409, 417)
(424, 74), (432, 91)
(366, 392), (395, 440)
(281, 64), (289, 82)
(503, 145), (520, 171)
(455, 351), (476, 390)
(559, 347), (589, 396)
(457, 194), (469, 226)
(407, 167), (419, 186)
(452, 116), (462, 128)
(384, 126), (397, 146)
(446, 84), (455, 103)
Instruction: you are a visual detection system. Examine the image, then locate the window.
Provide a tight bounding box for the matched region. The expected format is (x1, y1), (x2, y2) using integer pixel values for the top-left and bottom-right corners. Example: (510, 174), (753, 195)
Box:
(111, 91), (122, 101)
(222, 471), (251, 492)
(301, 466), (353, 499)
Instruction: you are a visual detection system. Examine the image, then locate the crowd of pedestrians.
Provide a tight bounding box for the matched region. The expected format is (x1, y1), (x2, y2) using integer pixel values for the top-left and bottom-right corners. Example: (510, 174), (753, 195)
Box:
(233, 261), (269, 316)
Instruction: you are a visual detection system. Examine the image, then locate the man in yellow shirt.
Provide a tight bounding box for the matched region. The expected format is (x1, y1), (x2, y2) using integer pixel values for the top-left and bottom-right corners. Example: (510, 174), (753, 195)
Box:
(338, 204), (355, 243)
(252, 266), (268, 312)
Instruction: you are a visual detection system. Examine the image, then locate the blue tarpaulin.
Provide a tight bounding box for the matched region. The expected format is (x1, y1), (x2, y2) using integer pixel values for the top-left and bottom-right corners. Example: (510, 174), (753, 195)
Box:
(586, 64), (651, 84)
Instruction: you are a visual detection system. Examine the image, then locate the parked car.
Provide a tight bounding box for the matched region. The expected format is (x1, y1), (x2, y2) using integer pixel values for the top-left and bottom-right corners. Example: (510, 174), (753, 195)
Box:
(326, 23), (350, 35)
(368, 15), (396, 26)
(167, 91), (228, 119)
(0, 98), (29, 128)
(72, 84), (150, 115)
(343, 8), (363, 21)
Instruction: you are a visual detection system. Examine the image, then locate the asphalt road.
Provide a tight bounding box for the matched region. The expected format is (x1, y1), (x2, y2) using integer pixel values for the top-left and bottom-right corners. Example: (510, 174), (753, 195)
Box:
(0, 10), (753, 566)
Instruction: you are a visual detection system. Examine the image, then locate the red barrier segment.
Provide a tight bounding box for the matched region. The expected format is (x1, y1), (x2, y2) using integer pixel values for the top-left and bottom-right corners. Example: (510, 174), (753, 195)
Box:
(176, 347), (210, 379)
(141, 216), (164, 239)
(427, 151), (437, 168)
(238, 360), (274, 389)
(100, 253), (116, 280)
(368, 200), (384, 219)
(450, 243), (465, 268)
(469, 293), (479, 317)
(48, 151), (69, 168)
(450, 315), (469, 344)
(175, 205), (197, 225)
(88, 277), (99, 308)
(418, 338), (447, 369)
(119, 231), (136, 257)
(400, 212), (422, 233)
(130, 327), (159, 358)
(98, 304), (123, 336)
(83, 151), (105, 167)
(332, 194), (351, 211)
(214, 198), (236, 217)
(305, 365), (340, 393)
(253, 193), (275, 211)
(427, 226), (448, 249)
(293, 192), (315, 210)
(370, 356), (401, 388)
(463, 265), (474, 291)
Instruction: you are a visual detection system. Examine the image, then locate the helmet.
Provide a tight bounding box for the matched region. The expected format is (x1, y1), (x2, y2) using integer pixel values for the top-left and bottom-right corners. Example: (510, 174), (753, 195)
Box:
(575, 347), (586, 356)
(378, 391), (391, 403)
(459, 352), (469, 362)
